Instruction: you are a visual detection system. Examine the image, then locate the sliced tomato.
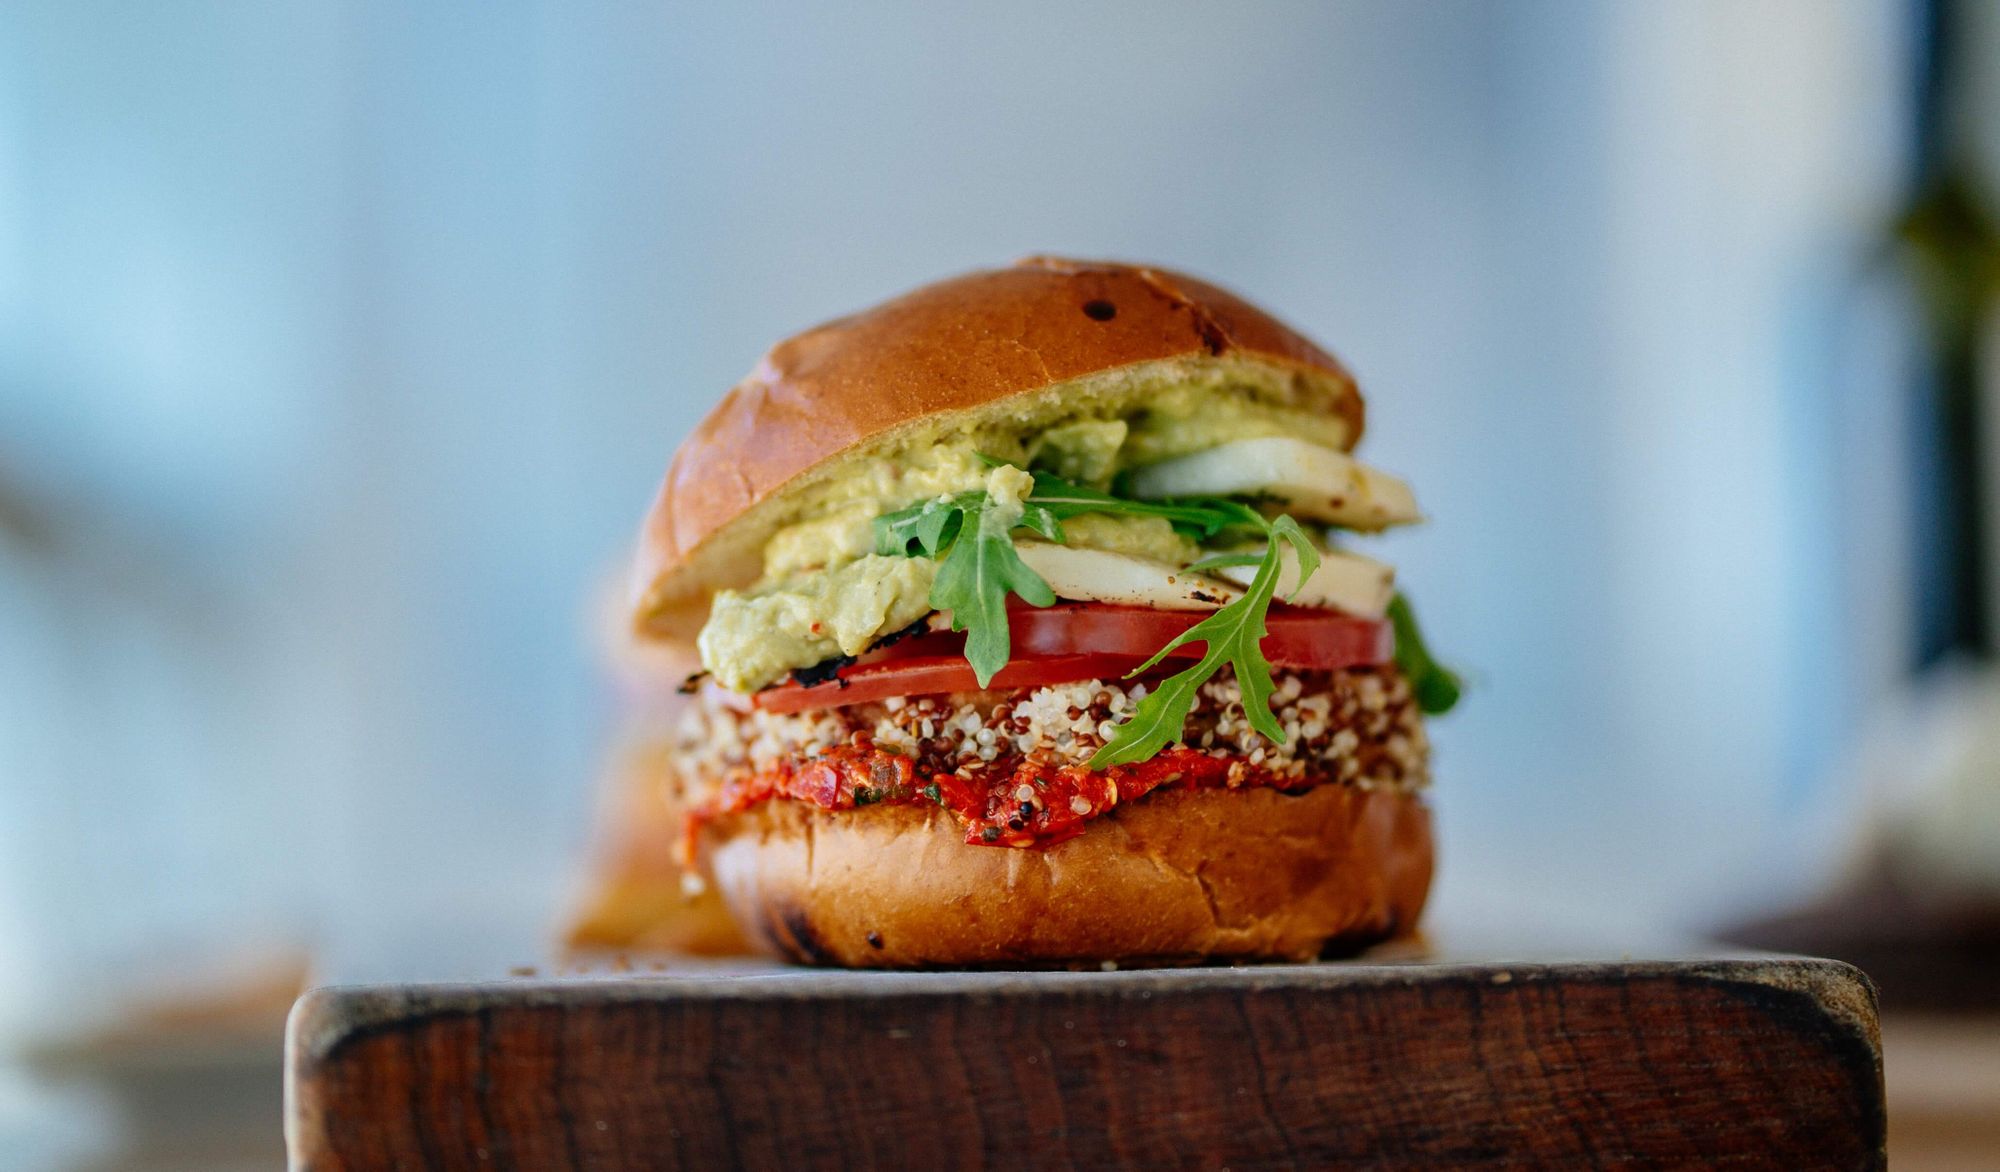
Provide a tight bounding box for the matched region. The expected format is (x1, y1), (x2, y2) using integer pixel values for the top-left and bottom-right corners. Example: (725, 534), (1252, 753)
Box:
(752, 603), (1391, 714)
(754, 652), (1147, 714)
(1011, 603), (1391, 670)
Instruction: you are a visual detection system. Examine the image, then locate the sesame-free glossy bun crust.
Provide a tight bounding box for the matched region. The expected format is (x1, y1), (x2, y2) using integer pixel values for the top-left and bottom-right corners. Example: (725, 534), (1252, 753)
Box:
(634, 258), (1363, 631)
(702, 785), (1431, 968)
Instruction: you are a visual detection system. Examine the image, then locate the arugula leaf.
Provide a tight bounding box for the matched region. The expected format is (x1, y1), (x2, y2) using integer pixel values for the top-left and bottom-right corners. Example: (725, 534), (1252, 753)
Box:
(1387, 593), (1463, 715)
(874, 467), (1455, 764)
(1183, 551), (1264, 574)
(875, 490), (1065, 554)
(874, 492), (978, 557)
(876, 472), (1263, 562)
(1272, 518), (1322, 600)
(1014, 498), (1065, 543)
(873, 472), (1257, 689)
(930, 501), (1055, 685)
(1026, 471), (1262, 539)
(1088, 515), (1320, 768)
(875, 486), (1057, 687)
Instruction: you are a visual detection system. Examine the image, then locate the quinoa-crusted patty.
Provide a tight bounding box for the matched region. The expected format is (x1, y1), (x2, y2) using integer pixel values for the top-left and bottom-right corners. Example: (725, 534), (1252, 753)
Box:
(671, 665), (1429, 817)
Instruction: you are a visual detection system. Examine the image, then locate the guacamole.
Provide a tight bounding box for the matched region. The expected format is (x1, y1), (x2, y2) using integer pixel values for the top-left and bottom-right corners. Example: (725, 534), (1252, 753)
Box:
(698, 380), (1347, 691)
(699, 555), (938, 693)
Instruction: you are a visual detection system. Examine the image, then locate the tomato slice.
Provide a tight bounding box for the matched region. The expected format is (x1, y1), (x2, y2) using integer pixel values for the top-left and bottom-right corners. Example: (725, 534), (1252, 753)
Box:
(754, 653), (1148, 714)
(752, 603), (1391, 714)
(1012, 603), (1391, 670)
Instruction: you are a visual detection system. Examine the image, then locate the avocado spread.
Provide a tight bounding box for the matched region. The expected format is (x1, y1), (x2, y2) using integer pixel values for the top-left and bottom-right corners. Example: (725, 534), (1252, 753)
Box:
(699, 555), (938, 693)
(699, 382), (1341, 691)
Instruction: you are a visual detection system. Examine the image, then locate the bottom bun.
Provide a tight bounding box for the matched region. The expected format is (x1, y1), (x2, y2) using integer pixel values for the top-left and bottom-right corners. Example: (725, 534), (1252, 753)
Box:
(703, 785), (1432, 968)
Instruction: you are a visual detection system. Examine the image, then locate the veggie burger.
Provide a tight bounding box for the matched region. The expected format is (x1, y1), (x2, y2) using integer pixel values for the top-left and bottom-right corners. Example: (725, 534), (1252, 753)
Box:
(632, 257), (1459, 967)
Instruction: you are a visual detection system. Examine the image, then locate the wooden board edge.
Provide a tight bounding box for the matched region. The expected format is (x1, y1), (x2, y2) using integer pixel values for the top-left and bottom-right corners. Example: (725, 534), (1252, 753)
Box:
(287, 954), (1883, 1065)
(286, 955), (1886, 1170)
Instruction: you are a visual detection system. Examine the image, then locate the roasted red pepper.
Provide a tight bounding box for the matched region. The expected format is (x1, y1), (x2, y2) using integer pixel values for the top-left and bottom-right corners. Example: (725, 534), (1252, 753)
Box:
(693, 742), (1313, 850)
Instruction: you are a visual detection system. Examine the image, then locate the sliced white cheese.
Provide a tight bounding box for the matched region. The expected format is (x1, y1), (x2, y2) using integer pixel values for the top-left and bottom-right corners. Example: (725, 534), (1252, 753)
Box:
(1014, 542), (1241, 610)
(1215, 545), (1395, 620)
(1125, 437), (1422, 530)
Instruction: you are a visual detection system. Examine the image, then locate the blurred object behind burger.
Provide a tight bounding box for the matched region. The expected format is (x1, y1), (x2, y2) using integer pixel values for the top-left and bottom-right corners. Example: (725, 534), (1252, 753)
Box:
(562, 578), (749, 958)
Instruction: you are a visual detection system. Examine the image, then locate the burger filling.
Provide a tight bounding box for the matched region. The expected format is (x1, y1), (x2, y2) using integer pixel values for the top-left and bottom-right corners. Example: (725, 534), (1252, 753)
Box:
(676, 376), (1460, 847)
(676, 665), (1428, 849)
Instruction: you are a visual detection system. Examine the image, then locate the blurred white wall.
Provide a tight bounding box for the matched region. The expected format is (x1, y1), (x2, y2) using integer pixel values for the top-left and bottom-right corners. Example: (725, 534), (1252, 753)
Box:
(0, 0), (1915, 1016)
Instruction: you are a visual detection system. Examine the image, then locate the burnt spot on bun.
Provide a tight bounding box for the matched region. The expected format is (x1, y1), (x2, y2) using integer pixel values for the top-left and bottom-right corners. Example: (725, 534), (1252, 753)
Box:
(1082, 299), (1117, 321)
(767, 903), (837, 965)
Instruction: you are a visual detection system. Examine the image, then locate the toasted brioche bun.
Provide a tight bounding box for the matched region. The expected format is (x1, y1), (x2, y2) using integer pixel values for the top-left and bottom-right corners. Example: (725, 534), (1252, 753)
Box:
(633, 257), (1365, 638)
(702, 785), (1432, 968)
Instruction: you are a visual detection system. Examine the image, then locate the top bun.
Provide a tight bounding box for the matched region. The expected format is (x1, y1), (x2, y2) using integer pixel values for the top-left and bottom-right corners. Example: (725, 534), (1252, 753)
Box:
(633, 257), (1364, 637)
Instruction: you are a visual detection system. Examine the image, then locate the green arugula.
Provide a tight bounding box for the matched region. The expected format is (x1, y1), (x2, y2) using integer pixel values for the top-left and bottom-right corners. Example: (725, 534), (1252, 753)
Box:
(1183, 551), (1265, 573)
(873, 461), (1462, 763)
(875, 488), (1060, 686)
(1387, 593), (1463, 715)
(872, 470), (1261, 687)
(1021, 471), (1264, 541)
(1087, 515), (1321, 767)
(875, 488), (1060, 557)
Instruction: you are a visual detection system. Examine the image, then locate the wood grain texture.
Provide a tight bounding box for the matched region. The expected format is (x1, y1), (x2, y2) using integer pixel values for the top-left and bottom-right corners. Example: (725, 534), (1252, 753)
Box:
(286, 958), (1884, 1170)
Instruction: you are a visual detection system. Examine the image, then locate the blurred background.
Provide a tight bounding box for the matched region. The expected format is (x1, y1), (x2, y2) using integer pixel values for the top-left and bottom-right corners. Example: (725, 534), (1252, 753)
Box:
(4, 0), (1999, 1166)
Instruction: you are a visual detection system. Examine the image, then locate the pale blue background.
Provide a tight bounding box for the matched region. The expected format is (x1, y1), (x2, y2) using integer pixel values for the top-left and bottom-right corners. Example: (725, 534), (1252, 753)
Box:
(0, 0), (1918, 1036)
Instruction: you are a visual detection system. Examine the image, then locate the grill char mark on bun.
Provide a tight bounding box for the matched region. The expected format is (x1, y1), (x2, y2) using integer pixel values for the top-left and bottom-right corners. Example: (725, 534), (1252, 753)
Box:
(770, 903), (836, 966)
